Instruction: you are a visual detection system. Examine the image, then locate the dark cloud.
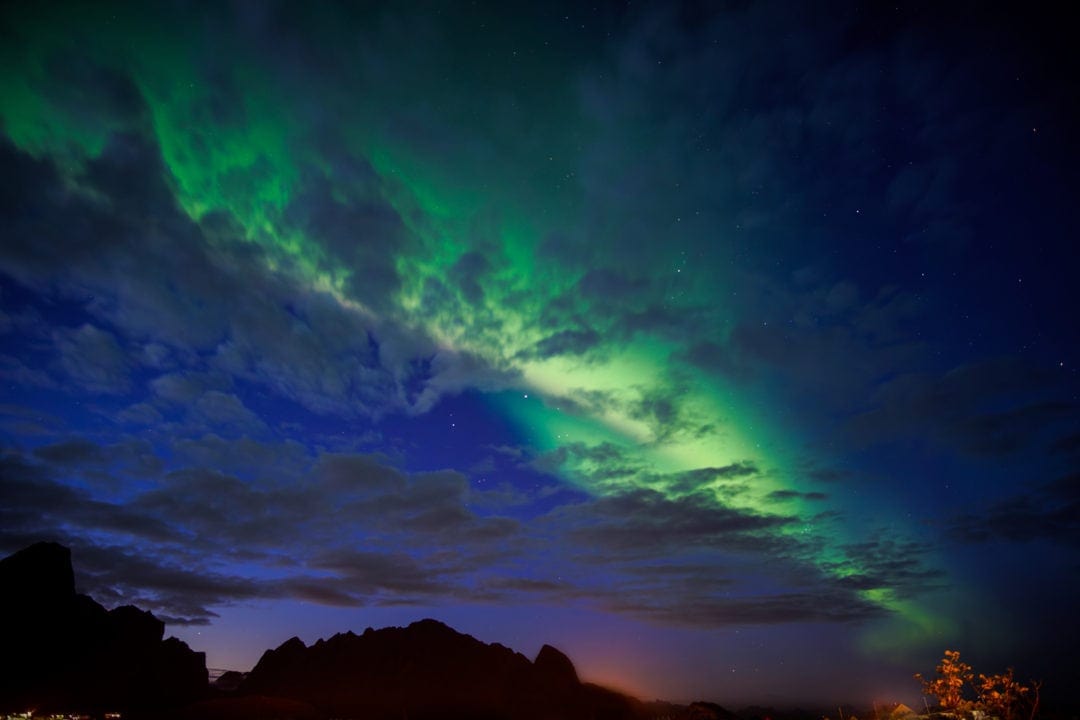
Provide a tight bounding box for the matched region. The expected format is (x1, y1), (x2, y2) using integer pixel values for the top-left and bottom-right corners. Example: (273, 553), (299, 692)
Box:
(628, 389), (681, 440)
(132, 467), (298, 549)
(115, 402), (164, 425)
(32, 438), (106, 465)
(482, 576), (576, 594)
(170, 435), (311, 480)
(190, 391), (268, 435)
(531, 441), (642, 484)
(947, 473), (1080, 546)
(0, 452), (180, 544)
(800, 464), (852, 485)
(0, 403), (66, 438)
(956, 402), (1076, 455)
(608, 588), (885, 626)
(447, 251), (492, 306)
(768, 489), (827, 503)
(1050, 431), (1080, 457)
(53, 323), (132, 394)
(0, 353), (58, 389)
(550, 488), (795, 560)
(654, 463), (760, 497)
(313, 460), (522, 548)
(851, 358), (1074, 457)
(675, 278), (928, 417)
(825, 538), (945, 600)
(1, 441), (526, 617)
(30, 437), (161, 479)
(150, 371), (228, 405)
(528, 328), (602, 359)
(307, 548), (453, 597)
(2, 431), (939, 631)
(71, 541), (269, 625)
(282, 167), (411, 311)
(0, 118), (509, 421)
(40, 51), (150, 133)
(402, 348), (521, 414)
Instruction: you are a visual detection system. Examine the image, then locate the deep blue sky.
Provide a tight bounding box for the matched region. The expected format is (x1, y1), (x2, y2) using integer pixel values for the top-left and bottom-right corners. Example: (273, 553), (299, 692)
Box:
(1, 0), (1077, 708)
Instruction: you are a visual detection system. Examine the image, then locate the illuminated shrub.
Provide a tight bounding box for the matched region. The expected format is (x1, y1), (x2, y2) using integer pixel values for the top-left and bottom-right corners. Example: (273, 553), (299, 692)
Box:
(915, 650), (973, 714)
(915, 651), (1041, 720)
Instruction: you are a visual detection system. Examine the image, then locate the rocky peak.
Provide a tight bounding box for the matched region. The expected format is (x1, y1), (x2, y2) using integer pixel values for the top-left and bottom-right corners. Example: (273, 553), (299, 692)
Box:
(0, 541), (75, 601)
(534, 643), (579, 686)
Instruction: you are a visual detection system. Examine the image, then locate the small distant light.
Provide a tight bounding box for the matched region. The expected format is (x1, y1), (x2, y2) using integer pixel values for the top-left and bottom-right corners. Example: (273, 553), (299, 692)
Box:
(523, 393), (529, 398)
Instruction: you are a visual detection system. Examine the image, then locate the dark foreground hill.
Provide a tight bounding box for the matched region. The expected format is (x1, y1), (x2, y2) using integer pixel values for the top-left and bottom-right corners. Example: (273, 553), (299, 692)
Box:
(0, 542), (208, 715)
(218, 617), (643, 720)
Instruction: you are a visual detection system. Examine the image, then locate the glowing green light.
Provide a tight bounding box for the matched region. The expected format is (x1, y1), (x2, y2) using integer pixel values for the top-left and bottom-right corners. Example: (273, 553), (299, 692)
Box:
(0, 0), (945, 639)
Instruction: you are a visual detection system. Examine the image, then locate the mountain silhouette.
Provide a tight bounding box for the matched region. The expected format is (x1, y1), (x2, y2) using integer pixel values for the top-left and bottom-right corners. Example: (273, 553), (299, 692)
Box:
(1, 542), (736, 720)
(232, 617), (642, 720)
(0, 542), (208, 716)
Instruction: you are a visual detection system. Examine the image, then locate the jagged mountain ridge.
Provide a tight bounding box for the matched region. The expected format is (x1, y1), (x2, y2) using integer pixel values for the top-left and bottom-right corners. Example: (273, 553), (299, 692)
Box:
(237, 617), (640, 720)
(1, 542), (740, 720)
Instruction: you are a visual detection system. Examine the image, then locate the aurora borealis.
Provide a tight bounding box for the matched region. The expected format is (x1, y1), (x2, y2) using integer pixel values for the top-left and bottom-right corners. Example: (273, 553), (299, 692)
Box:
(1, 0), (1078, 708)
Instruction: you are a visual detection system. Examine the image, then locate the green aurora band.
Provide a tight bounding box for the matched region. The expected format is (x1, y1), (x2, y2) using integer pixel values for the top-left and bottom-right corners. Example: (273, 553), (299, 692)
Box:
(0, 2), (952, 652)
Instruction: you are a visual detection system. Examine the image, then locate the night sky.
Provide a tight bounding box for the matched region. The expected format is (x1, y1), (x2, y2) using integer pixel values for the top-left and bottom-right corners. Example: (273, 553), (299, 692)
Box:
(1, 0), (1078, 708)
